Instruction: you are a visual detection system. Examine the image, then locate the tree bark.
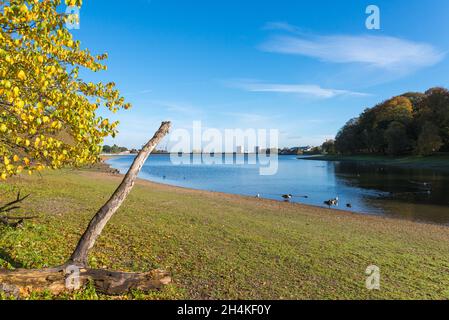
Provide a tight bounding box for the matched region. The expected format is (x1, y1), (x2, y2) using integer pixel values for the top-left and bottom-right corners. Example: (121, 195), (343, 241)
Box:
(0, 266), (171, 298)
(69, 121), (171, 266)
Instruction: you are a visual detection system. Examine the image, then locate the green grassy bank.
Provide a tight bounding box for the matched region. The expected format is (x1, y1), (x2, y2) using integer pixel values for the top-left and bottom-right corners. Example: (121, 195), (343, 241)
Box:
(300, 154), (449, 173)
(1, 169), (449, 299)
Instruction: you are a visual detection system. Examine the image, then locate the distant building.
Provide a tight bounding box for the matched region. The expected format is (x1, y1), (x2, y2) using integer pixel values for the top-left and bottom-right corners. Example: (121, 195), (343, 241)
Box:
(237, 146), (243, 154)
(255, 146), (260, 154)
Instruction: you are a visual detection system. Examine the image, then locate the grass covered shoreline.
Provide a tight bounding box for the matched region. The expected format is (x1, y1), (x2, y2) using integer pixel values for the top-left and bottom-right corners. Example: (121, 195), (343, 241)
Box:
(1, 168), (449, 299)
(300, 154), (449, 173)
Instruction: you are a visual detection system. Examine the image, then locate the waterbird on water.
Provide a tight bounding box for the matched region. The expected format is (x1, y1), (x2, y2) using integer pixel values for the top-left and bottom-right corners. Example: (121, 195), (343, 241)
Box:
(324, 197), (339, 208)
(409, 180), (432, 187)
(282, 194), (293, 200)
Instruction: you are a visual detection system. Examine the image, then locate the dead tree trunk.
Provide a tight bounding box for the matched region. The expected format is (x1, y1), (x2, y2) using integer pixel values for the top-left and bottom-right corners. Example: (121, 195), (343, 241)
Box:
(0, 122), (172, 298)
(69, 121), (171, 267)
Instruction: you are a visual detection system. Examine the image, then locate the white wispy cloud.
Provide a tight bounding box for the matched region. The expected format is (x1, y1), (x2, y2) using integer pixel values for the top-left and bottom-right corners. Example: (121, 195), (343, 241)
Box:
(263, 21), (303, 34)
(149, 100), (202, 115)
(260, 33), (445, 72)
(232, 81), (368, 98)
(221, 111), (277, 123)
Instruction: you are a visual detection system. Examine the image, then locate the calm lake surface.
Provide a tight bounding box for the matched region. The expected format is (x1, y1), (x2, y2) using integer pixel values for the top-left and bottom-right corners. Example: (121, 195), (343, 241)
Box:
(106, 154), (449, 225)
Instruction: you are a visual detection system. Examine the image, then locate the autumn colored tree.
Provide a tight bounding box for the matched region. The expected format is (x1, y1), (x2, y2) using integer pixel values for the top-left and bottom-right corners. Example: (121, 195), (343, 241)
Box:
(0, 0), (131, 181)
(375, 96), (413, 126)
(333, 91), (449, 156)
(401, 92), (425, 107)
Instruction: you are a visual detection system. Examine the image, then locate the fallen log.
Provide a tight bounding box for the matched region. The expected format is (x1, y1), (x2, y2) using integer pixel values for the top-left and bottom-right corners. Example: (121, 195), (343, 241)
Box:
(0, 122), (172, 298)
(0, 265), (171, 298)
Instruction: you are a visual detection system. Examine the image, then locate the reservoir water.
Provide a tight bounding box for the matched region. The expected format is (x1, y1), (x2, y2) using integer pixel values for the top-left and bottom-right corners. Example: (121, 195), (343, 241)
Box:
(106, 154), (449, 225)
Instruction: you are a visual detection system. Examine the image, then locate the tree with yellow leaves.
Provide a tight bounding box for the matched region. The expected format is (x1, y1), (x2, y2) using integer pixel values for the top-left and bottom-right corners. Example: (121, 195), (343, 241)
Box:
(0, 0), (131, 181)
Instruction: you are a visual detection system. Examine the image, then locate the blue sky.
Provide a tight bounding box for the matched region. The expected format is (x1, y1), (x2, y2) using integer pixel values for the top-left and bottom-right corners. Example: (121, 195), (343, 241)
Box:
(71, 0), (449, 149)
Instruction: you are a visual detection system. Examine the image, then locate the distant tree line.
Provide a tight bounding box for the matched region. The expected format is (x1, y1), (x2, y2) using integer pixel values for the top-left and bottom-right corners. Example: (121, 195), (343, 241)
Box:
(102, 144), (129, 154)
(327, 87), (449, 156)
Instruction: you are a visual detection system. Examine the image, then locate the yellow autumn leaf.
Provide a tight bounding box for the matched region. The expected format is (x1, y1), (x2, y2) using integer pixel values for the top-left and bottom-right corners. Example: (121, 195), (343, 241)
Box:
(18, 70), (26, 80)
(19, 4), (29, 13)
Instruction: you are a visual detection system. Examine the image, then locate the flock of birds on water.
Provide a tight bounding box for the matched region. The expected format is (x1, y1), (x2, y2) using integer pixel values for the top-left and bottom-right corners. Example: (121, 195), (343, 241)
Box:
(159, 173), (433, 210)
(161, 174), (350, 208)
(257, 179), (433, 210)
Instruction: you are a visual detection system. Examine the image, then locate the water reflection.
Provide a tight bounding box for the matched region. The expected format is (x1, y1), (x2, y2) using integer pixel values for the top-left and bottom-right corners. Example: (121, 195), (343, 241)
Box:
(332, 161), (449, 224)
(106, 155), (449, 225)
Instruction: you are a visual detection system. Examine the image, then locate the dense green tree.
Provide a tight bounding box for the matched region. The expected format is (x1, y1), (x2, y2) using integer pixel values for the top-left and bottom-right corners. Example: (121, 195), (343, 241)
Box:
(102, 145), (111, 153)
(384, 121), (413, 155)
(416, 122), (443, 155)
(335, 118), (363, 154)
(321, 139), (336, 154)
(358, 108), (383, 153)
(416, 87), (449, 150)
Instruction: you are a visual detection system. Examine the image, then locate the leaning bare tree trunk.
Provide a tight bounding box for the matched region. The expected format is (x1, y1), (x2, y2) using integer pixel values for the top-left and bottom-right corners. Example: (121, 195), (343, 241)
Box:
(0, 122), (172, 298)
(69, 121), (171, 266)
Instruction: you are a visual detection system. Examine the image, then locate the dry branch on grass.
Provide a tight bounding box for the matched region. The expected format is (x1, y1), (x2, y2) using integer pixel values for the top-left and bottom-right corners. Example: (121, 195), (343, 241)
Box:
(0, 192), (34, 228)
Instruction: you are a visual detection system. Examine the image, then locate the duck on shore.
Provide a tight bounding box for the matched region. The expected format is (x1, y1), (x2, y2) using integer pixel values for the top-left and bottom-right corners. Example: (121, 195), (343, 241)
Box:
(282, 194), (293, 200)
